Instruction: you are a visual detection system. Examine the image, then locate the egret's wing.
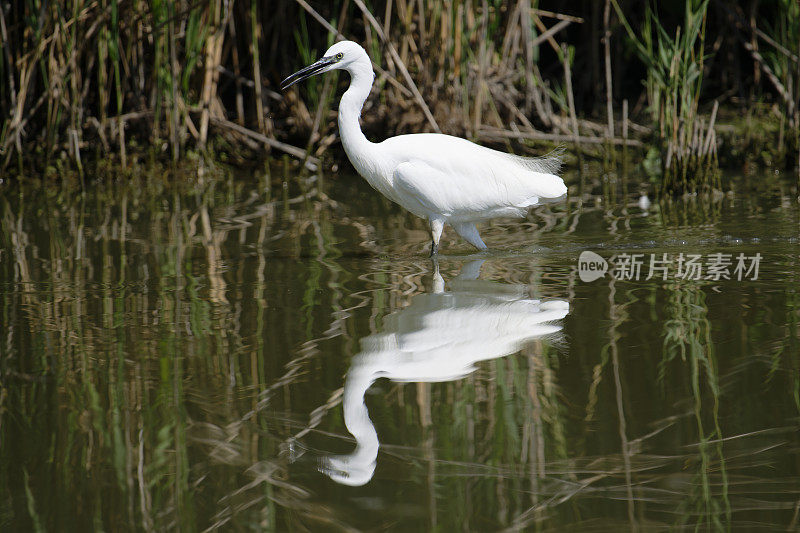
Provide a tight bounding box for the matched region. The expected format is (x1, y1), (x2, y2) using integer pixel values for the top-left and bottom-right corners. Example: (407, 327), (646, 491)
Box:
(436, 143), (568, 202)
(387, 136), (566, 220)
(393, 161), (457, 216)
(393, 158), (539, 219)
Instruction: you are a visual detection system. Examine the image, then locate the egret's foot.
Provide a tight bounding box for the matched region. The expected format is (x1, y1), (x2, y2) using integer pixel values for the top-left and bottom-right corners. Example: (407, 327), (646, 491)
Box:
(452, 222), (487, 251)
(429, 241), (439, 257)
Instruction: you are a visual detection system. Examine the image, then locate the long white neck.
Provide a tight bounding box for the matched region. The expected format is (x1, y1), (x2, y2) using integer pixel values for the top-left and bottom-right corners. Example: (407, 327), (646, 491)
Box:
(338, 54), (378, 177)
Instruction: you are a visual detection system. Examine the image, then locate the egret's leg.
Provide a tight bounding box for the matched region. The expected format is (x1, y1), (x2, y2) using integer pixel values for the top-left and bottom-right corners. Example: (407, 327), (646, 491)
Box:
(429, 218), (444, 257)
(453, 222), (488, 251)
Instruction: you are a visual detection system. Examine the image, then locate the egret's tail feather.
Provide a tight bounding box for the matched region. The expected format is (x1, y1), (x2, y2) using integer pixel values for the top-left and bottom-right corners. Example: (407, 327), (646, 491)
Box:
(504, 145), (565, 176)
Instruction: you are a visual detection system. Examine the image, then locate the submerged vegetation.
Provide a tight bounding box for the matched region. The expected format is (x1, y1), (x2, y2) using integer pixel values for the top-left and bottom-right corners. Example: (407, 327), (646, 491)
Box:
(0, 1), (799, 192)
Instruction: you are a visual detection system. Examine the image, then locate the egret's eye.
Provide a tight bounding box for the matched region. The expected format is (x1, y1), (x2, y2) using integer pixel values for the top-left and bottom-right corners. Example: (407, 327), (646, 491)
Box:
(335, 53), (344, 60)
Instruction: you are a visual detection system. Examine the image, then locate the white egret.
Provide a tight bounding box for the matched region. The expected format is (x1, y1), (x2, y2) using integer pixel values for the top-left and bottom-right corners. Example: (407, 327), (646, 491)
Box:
(281, 41), (567, 255)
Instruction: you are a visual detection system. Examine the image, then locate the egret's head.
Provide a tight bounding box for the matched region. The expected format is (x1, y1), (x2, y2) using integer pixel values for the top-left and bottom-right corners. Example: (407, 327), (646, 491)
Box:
(280, 40), (366, 90)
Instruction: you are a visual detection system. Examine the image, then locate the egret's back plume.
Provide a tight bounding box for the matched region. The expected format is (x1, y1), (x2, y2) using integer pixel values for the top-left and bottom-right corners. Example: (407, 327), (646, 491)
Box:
(281, 40), (567, 255)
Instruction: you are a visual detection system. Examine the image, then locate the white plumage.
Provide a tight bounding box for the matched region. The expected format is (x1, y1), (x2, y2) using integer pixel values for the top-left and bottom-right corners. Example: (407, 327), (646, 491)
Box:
(281, 40), (567, 254)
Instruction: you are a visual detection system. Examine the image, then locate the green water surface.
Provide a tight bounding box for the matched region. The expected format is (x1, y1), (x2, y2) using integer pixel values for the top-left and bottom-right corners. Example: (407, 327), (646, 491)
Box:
(1, 167), (799, 531)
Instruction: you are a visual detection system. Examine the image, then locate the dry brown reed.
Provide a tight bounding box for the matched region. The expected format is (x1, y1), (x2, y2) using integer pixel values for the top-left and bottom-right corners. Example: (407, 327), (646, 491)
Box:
(0, 0), (640, 176)
(1, 1), (798, 186)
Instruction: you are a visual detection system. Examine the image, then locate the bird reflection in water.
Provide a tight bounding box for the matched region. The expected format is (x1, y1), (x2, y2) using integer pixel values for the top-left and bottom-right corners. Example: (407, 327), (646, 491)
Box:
(319, 260), (569, 486)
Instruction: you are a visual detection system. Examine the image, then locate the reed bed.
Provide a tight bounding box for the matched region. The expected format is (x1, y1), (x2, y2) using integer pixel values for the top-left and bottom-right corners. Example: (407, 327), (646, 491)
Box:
(725, 0), (800, 168)
(612, 0), (719, 194)
(0, 1), (799, 192)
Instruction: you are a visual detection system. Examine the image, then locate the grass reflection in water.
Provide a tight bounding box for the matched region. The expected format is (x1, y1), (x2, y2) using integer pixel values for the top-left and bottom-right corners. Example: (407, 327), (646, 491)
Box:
(0, 168), (798, 530)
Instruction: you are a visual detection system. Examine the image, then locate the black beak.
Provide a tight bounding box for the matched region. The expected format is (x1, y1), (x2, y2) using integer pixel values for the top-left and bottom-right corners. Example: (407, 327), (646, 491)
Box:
(280, 55), (338, 90)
